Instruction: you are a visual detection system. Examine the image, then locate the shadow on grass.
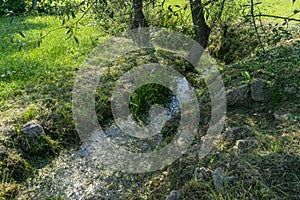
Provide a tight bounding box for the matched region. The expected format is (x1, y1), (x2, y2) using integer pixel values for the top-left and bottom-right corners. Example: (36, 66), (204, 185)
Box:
(0, 15), (55, 55)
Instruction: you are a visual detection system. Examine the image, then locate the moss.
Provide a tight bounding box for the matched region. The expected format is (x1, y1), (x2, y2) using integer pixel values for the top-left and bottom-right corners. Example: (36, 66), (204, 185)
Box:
(0, 153), (32, 183)
(7, 131), (61, 159)
(0, 182), (20, 200)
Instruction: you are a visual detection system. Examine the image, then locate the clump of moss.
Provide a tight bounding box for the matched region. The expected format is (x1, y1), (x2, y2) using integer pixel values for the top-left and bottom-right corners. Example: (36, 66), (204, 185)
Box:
(7, 131), (60, 159)
(0, 182), (20, 200)
(95, 48), (205, 128)
(0, 152), (32, 183)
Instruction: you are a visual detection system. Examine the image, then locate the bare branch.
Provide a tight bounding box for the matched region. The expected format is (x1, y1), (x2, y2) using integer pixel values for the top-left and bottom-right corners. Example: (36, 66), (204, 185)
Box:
(254, 14), (300, 22)
(250, 0), (265, 53)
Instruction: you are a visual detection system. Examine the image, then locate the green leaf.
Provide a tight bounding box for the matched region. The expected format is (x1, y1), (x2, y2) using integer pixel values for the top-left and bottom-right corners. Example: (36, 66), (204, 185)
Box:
(168, 5), (173, 13)
(18, 31), (26, 38)
(174, 4), (180, 8)
(37, 40), (41, 47)
(241, 71), (251, 81)
(293, 10), (300, 14)
(184, 4), (188, 10)
(66, 29), (71, 34)
(74, 36), (79, 44)
(10, 17), (14, 25)
(71, 11), (76, 19)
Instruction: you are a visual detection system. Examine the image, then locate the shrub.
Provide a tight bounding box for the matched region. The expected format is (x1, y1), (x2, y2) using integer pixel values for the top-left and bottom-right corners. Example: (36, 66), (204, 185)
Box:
(1, 0), (27, 13)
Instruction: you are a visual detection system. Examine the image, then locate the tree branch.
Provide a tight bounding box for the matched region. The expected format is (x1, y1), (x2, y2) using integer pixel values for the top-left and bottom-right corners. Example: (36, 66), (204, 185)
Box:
(254, 14), (300, 22)
(251, 0), (265, 53)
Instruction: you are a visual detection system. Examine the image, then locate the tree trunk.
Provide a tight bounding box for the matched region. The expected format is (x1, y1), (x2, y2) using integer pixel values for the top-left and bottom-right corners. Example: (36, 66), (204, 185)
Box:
(188, 0), (211, 66)
(190, 0), (210, 48)
(131, 0), (150, 45)
(30, 0), (37, 11)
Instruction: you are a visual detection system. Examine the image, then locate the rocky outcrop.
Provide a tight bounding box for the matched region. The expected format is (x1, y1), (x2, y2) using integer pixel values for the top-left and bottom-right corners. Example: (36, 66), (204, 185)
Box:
(0, 145), (7, 157)
(250, 78), (268, 102)
(226, 84), (249, 106)
(226, 78), (270, 106)
(165, 190), (181, 200)
(234, 139), (258, 153)
(212, 167), (236, 192)
(21, 120), (45, 135)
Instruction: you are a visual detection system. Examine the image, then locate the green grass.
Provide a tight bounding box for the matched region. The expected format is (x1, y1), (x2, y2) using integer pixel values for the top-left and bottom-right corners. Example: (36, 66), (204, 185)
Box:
(0, 15), (102, 96)
(260, 0), (300, 18)
(164, 0), (300, 21)
(0, 15), (106, 149)
(0, 14), (104, 123)
(0, 2), (299, 199)
(0, 14), (106, 198)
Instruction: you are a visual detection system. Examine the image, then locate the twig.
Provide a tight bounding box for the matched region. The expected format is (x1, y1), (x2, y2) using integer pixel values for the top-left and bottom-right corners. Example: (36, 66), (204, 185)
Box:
(32, 2), (93, 43)
(254, 14), (300, 22)
(250, 0), (265, 53)
(203, 0), (219, 7)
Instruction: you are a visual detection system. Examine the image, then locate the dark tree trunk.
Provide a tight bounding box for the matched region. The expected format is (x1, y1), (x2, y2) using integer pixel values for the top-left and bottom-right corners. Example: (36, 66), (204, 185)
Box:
(190, 0), (210, 48)
(30, 0), (37, 11)
(188, 0), (211, 66)
(131, 0), (150, 45)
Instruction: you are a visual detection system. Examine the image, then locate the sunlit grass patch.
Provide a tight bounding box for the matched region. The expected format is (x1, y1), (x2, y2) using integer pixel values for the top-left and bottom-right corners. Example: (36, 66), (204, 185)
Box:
(0, 14), (106, 198)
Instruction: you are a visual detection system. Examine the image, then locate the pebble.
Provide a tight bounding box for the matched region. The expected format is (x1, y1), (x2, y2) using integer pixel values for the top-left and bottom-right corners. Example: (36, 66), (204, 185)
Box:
(0, 145), (7, 155)
(166, 190), (181, 200)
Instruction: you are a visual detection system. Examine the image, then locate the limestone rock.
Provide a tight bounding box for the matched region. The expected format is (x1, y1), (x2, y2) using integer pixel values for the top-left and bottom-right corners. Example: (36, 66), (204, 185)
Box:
(274, 112), (292, 121)
(0, 145), (7, 156)
(251, 78), (268, 102)
(234, 139), (258, 153)
(284, 86), (297, 95)
(226, 84), (249, 106)
(222, 126), (254, 141)
(194, 167), (212, 181)
(21, 120), (45, 135)
(212, 167), (235, 192)
(166, 190), (181, 200)
(86, 196), (104, 200)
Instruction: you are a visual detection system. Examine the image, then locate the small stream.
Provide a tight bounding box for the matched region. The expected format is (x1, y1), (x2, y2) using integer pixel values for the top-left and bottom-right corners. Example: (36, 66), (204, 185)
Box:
(18, 78), (189, 199)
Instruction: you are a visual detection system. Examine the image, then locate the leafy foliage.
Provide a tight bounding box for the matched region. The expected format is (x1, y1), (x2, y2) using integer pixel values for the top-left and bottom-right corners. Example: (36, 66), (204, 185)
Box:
(0, 0), (27, 14)
(0, 0), (299, 199)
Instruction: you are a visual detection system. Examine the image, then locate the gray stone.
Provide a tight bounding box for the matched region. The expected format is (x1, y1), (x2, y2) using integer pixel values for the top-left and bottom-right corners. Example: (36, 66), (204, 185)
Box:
(284, 87), (297, 95)
(274, 112), (292, 121)
(7, 125), (16, 135)
(194, 167), (202, 181)
(212, 167), (223, 192)
(234, 139), (258, 153)
(21, 120), (45, 135)
(251, 78), (268, 102)
(212, 167), (235, 192)
(166, 190), (181, 200)
(0, 145), (7, 155)
(86, 196), (104, 200)
(226, 84), (249, 106)
(222, 126), (254, 141)
(194, 167), (212, 181)
(77, 147), (90, 157)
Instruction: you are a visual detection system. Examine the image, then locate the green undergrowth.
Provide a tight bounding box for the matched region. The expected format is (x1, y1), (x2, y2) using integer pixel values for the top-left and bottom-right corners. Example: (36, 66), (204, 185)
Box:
(0, 10), (299, 200)
(0, 14), (105, 199)
(95, 48), (201, 128)
(222, 38), (300, 104)
(124, 39), (299, 199)
(91, 33), (299, 199)
(162, 0), (300, 64)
